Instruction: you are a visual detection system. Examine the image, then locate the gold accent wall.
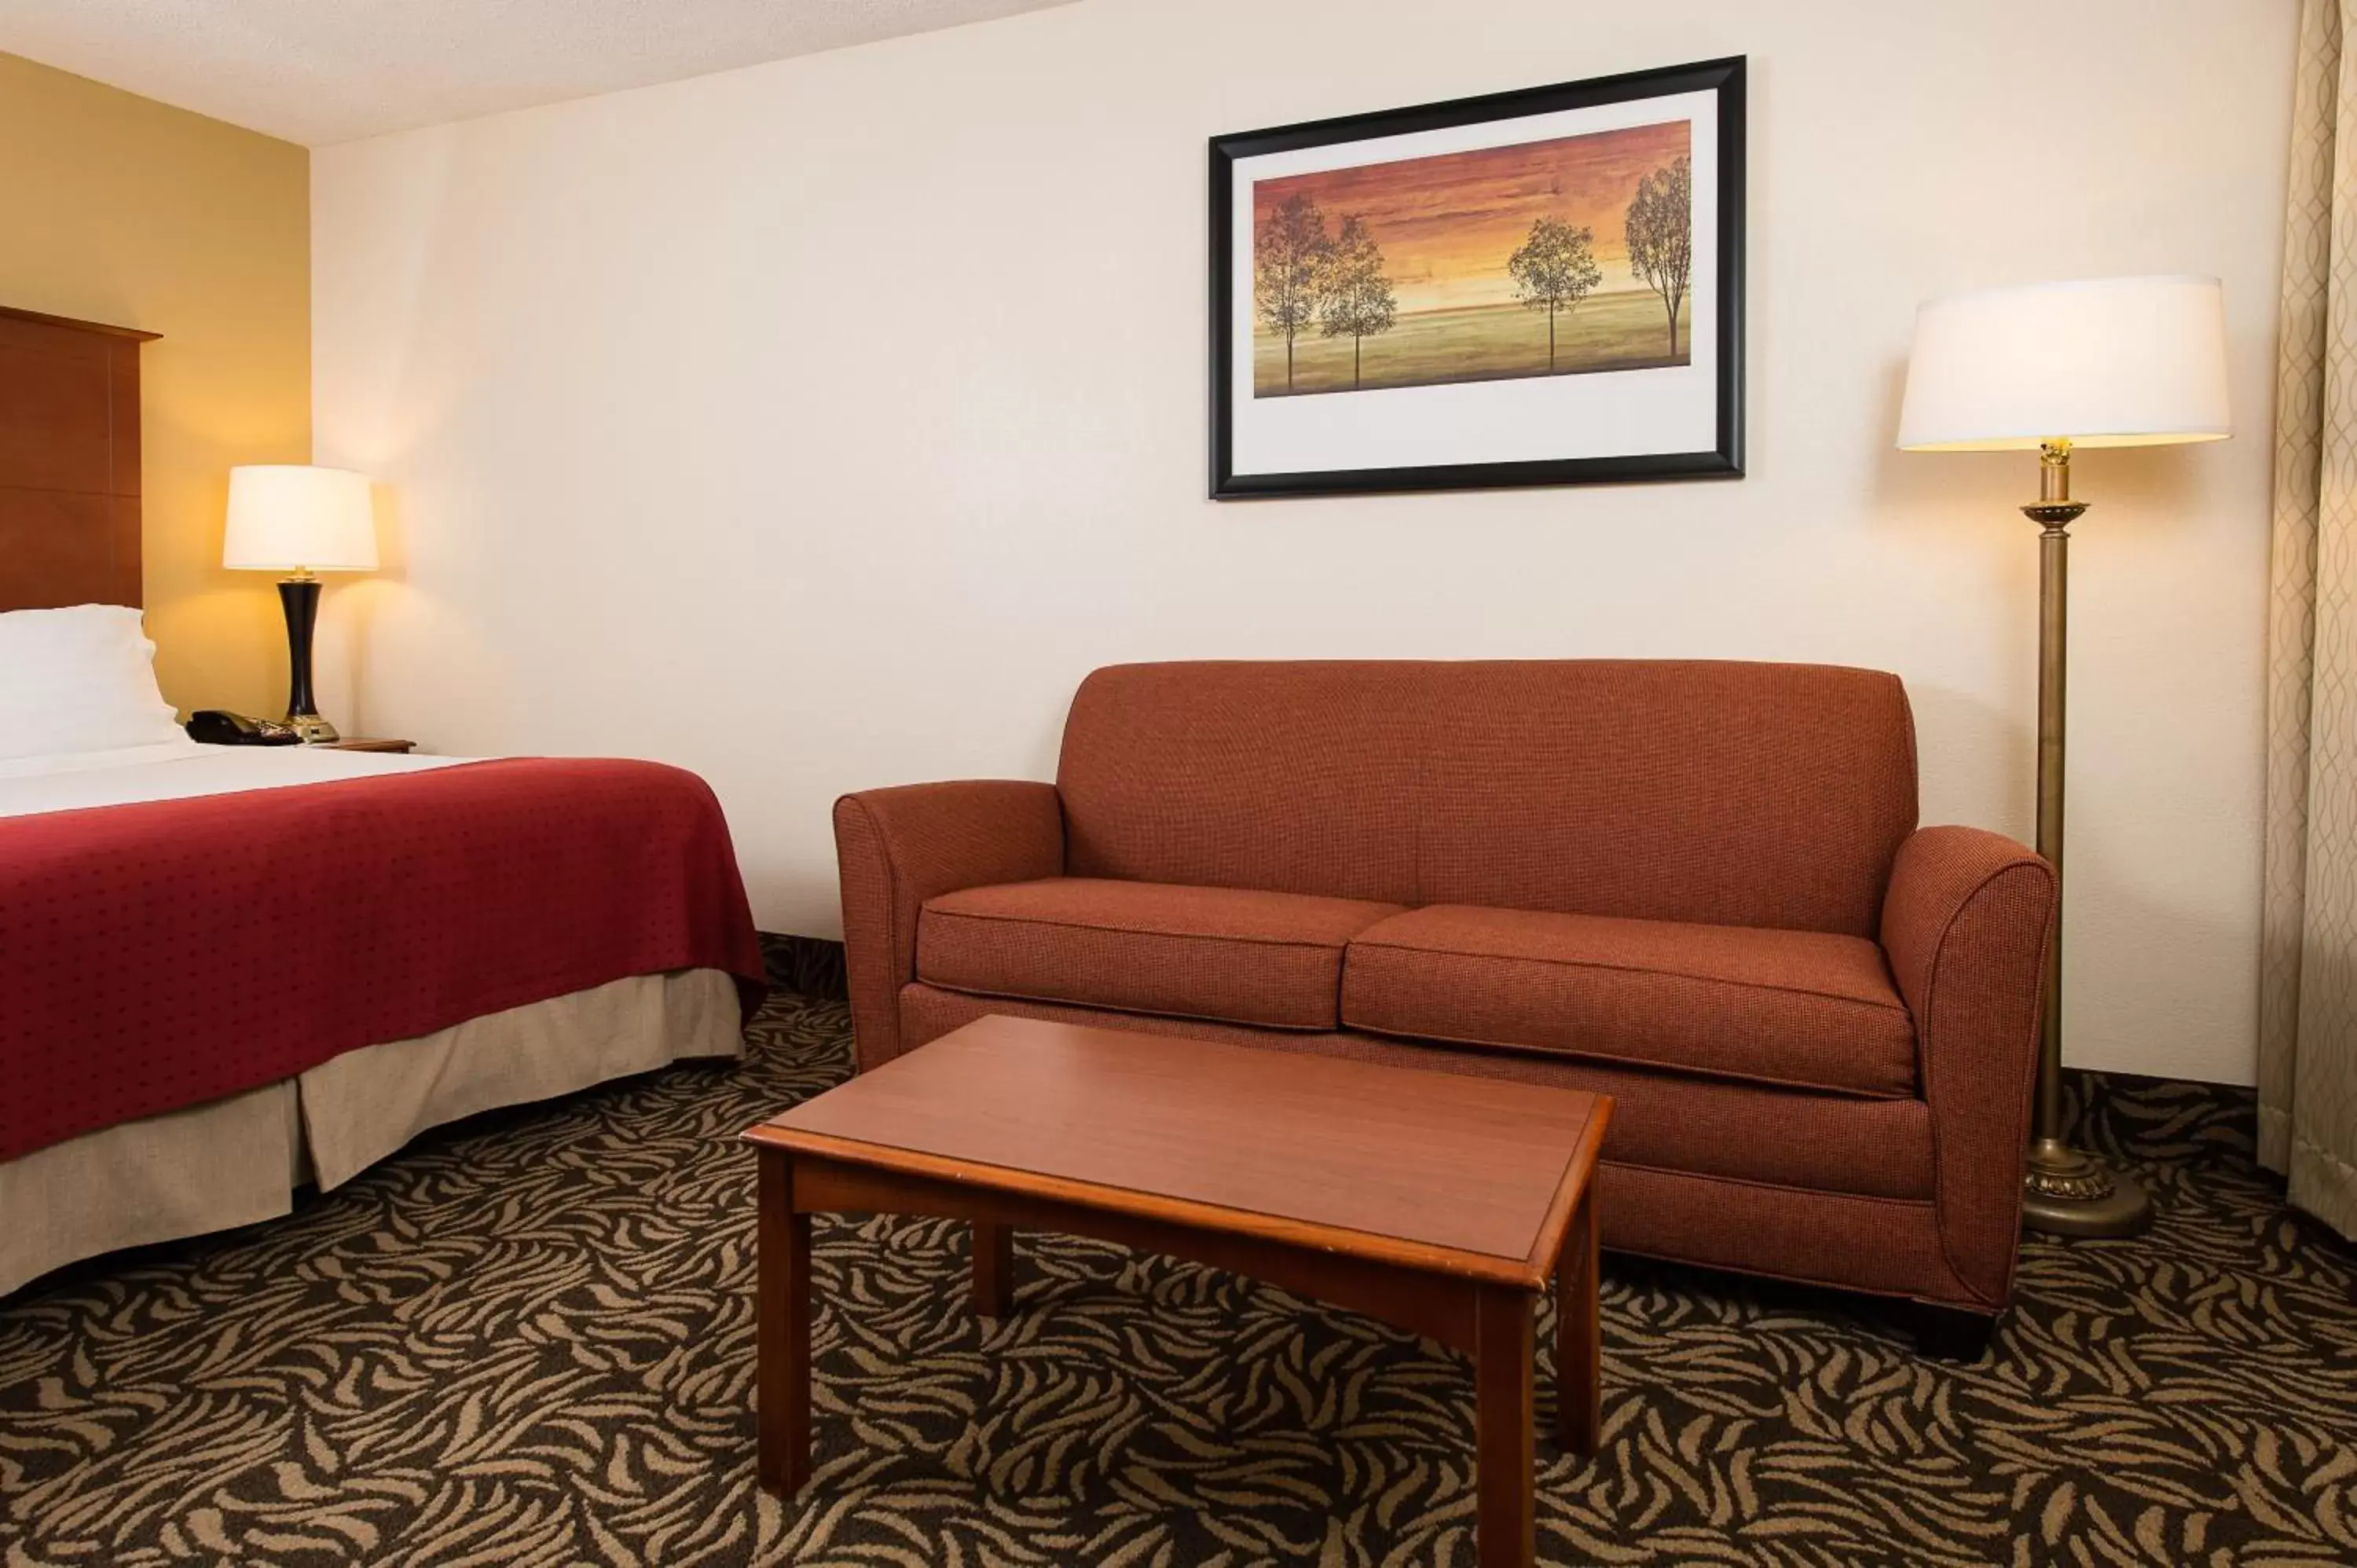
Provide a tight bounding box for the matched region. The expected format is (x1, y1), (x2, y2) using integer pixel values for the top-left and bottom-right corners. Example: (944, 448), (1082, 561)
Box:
(0, 51), (308, 716)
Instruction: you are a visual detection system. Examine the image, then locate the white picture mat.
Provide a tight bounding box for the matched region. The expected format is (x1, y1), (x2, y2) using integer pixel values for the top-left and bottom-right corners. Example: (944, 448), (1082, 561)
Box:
(1228, 89), (1720, 479)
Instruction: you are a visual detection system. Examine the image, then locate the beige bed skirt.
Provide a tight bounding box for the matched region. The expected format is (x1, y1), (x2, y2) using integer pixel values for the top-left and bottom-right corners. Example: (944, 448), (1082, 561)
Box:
(0, 969), (743, 1299)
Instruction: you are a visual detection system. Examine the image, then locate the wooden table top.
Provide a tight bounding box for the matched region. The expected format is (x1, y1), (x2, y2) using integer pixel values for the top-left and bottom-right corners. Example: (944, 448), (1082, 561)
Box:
(746, 1014), (1610, 1288)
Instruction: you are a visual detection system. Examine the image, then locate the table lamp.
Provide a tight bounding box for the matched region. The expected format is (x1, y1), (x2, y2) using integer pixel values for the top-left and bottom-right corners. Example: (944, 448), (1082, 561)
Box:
(1898, 274), (2230, 1238)
(223, 464), (379, 743)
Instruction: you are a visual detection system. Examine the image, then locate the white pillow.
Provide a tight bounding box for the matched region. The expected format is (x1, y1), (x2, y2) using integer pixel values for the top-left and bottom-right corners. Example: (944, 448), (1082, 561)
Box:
(0, 605), (189, 762)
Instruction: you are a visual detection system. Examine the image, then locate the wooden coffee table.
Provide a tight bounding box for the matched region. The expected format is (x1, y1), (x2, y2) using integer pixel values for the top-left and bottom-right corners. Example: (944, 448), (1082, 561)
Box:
(742, 1014), (1611, 1567)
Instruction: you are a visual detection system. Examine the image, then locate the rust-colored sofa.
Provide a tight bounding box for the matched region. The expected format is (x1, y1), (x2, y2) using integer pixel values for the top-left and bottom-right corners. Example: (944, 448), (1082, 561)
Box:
(834, 661), (2057, 1335)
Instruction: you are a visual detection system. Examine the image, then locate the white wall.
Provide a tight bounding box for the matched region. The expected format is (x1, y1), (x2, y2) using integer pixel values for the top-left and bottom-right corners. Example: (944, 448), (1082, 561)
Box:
(311, 0), (2300, 1085)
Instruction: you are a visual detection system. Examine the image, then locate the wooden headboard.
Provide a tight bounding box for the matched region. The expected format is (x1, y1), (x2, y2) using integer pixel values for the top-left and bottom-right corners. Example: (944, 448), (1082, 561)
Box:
(0, 304), (158, 610)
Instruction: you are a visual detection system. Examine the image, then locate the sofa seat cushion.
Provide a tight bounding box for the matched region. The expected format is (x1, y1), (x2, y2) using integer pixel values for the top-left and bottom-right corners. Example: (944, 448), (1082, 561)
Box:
(1343, 905), (1918, 1097)
(918, 878), (1406, 1031)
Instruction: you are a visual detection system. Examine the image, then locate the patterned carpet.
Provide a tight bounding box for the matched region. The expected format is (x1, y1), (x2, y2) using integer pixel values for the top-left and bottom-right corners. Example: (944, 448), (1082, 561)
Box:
(3, 990), (2355, 1567)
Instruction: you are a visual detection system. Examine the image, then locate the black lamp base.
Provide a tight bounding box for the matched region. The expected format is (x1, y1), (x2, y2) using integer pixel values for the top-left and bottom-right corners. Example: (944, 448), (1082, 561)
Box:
(276, 577), (339, 743)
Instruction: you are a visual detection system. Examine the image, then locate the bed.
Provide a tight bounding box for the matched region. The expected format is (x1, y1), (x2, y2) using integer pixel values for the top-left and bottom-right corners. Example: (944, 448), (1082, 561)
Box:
(0, 735), (767, 1297)
(0, 308), (764, 1298)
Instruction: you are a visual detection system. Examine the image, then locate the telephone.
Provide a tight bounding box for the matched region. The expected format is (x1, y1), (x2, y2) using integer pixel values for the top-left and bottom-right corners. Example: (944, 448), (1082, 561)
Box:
(186, 710), (300, 746)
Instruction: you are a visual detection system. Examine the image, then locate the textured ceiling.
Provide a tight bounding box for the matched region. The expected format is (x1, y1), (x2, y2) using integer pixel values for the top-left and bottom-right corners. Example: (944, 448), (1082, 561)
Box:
(0, 0), (1073, 146)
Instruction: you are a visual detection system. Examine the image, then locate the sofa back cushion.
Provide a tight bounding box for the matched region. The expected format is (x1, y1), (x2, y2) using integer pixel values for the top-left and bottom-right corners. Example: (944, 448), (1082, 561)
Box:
(1056, 660), (1918, 938)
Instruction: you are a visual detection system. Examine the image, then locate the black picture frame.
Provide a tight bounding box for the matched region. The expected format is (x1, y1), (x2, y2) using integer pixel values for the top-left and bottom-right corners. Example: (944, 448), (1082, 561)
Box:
(1209, 56), (1745, 500)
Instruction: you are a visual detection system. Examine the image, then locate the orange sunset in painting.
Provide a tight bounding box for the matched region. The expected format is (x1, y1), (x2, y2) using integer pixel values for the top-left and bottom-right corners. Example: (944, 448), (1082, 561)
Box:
(1252, 119), (1692, 397)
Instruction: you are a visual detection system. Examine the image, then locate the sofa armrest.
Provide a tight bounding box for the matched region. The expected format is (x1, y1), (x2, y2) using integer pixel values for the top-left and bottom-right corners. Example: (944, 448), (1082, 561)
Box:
(1879, 825), (2058, 1309)
(834, 781), (1065, 1072)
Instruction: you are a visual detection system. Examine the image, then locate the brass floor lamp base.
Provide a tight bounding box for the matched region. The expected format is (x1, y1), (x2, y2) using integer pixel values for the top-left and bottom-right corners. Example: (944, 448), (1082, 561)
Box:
(2014, 449), (2156, 1245)
(2022, 1138), (2152, 1238)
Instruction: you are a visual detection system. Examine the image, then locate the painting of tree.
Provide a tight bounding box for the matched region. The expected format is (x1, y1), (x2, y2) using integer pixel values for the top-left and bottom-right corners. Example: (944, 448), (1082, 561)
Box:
(1214, 57), (1743, 495)
(1254, 192), (1331, 391)
(1626, 156), (1692, 357)
(1506, 218), (1603, 372)
(1240, 115), (1699, 398)
(1318, 215), (1398, 388)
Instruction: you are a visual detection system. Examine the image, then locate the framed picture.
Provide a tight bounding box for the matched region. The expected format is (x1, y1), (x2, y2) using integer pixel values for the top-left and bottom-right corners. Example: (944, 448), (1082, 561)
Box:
(1210, 57), (1744, 499)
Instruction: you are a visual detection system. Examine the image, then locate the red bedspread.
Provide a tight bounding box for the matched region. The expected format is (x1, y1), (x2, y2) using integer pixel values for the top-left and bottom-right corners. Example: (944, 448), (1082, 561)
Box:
(0, 757), (768, 1162)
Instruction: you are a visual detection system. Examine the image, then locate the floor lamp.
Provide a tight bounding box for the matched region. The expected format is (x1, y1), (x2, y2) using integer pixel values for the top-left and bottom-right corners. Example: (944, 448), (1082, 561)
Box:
(1897, 275), (2231, 1238)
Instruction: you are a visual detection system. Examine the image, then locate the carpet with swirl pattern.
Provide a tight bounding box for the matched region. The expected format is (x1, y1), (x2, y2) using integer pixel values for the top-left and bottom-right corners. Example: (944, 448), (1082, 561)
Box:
(3, 987), (2354, 1566)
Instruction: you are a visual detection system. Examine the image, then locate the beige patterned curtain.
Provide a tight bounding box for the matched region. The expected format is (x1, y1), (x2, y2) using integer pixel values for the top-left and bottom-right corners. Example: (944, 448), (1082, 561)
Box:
(2262, 0), (2357, 1240)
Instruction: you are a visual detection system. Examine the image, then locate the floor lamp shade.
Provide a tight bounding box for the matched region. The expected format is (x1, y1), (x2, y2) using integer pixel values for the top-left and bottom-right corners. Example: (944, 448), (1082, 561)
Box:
(1897, 274), (2231, 451)
(223, 465), (378, 573)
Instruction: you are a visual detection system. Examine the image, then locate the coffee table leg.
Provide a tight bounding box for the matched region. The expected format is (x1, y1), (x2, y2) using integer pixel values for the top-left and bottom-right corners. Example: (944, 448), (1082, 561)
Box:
(1474, 1285), (1536, 1568)
(757, 1149), (812, 1497)
(972, 1221), (1014, 1317)
(1556, 1184), (1601, 1457)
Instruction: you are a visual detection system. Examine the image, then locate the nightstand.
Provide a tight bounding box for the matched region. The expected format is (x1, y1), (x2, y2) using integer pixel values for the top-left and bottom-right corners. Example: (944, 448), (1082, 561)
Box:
(306, 738), (416, 754)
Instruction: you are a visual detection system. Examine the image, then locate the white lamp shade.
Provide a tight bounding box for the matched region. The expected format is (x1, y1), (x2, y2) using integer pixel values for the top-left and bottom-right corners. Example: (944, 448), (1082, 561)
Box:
(222, 465), (378, 572)
(1897, 274), (2231, 451)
